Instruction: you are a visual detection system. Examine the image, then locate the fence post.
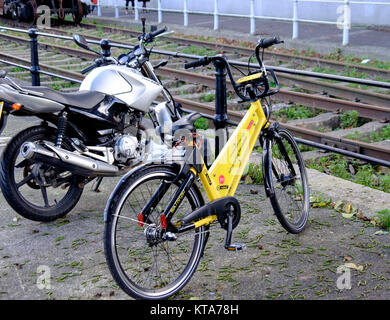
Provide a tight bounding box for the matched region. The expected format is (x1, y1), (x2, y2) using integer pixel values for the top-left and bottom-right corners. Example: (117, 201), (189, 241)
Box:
(342, 0), (350, 46)
(97, 0), (101, 16)
(134, 0), (139, 20)
(184, 0), (188, 27)
(250, 0), (255, 35)
(292, 0), (298, 39)
(114, 0), (119, 18)
(214, 0), (219, 30)
(158, 0), (162, 24)
(28, 29), (40, 86)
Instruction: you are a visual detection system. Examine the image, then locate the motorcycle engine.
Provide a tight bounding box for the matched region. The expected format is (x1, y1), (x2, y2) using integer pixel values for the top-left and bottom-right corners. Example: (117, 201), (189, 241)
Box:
(114, 135), (142, 164)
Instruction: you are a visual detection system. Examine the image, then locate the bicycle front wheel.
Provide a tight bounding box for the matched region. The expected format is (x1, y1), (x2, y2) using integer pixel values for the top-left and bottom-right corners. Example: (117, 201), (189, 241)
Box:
(265, 128), (310, 234)
(104, 165), (206, 300)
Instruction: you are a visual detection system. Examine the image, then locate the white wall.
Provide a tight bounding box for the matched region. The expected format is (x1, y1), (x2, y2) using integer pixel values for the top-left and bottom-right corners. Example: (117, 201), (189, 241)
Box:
(98, 0), (390, 26)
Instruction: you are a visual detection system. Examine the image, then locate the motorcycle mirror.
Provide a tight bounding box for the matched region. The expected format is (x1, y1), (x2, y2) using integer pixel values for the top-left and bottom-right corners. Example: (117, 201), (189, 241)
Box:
(73, 34), (90, 50)
(73, 34), (101, 56)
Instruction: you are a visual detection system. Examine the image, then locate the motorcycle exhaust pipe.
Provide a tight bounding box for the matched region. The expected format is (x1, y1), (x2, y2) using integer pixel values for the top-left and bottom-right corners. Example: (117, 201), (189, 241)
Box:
(20, 142), (119, 176)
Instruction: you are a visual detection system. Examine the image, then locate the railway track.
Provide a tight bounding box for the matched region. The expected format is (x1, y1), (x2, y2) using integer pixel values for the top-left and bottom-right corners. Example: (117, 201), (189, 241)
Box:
(0, 21), (389, 166)
(57, 18), (390, 79)
(0, 27), (389, 110)
(1, 17), (390, 80)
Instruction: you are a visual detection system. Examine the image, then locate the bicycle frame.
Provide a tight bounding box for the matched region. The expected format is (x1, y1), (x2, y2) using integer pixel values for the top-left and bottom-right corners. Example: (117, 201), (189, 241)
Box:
(173, 98), (270, 231)
(198, 99), (268, 201)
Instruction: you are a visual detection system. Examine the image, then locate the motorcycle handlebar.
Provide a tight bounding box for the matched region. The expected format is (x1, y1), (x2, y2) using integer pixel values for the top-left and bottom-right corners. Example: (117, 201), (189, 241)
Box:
(144, 26), (168, 43)
(81, 59), (103, 74)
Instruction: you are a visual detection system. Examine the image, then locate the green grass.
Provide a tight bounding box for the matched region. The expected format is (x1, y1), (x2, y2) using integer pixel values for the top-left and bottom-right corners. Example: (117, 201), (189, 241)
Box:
(272, 105), (322, 121)
(340, 110), (368, 129)
(181, 46), (216, 57)
(194, 117), (208, 130)
(307, 154), (390, 193)
(200, 93), (215, 103)
(345, 125), (390, 143)
(243, 163), (264, 184)
(374, 209), (390, 231)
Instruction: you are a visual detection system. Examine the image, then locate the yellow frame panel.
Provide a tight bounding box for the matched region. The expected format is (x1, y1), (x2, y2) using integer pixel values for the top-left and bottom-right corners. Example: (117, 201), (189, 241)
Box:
(198, 99), (268, 202)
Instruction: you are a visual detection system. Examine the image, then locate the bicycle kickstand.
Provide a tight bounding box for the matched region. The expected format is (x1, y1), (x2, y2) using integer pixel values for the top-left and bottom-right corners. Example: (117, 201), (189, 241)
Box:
(224, 211), (246, 252)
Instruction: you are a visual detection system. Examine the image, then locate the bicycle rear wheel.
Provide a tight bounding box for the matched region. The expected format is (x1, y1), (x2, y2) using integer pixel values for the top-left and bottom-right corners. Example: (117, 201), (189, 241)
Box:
(104, 165), (206, 300)
(265, 128), (310, 233)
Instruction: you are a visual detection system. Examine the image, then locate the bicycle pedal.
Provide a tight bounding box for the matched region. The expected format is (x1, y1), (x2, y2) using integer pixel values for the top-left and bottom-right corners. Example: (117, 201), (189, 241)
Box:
(225, 243), (246, 251)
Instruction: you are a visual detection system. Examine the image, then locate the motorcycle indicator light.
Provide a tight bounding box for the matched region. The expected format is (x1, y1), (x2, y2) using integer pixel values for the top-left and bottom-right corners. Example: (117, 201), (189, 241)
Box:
(12, 103), (22, 111)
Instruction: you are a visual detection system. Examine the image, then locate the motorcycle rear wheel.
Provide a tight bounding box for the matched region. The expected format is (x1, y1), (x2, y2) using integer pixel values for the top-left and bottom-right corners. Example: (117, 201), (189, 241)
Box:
(0, 126), (84, 222)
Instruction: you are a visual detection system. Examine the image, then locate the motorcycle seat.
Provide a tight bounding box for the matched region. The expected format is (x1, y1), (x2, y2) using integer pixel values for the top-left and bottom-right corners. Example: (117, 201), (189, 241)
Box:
(171, 112), (202, 133)
(22, 86), (106, 109)
(156, 112), (201, 136)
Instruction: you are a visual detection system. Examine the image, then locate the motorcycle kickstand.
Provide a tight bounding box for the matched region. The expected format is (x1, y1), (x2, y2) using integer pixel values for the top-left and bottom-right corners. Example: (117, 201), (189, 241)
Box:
(91, 177), (103, 193)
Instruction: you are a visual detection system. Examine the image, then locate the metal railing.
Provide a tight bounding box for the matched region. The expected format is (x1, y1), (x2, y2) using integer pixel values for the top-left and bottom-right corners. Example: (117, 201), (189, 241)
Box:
(0, 26), (389, 167)
(96, 0), (390, 46)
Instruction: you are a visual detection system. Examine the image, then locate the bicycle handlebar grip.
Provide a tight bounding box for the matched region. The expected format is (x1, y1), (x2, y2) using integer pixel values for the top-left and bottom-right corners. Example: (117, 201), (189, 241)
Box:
(258, 36), (282, 49)
(184, 57), (209, 69)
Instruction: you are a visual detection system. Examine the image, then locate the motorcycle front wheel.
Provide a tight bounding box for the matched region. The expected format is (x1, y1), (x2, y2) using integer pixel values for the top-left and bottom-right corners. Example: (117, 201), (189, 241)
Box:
(0, 125), (84, 222)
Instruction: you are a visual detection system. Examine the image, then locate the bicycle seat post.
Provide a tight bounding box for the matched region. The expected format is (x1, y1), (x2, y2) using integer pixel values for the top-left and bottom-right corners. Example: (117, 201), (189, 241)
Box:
(214, 59), (228, 158)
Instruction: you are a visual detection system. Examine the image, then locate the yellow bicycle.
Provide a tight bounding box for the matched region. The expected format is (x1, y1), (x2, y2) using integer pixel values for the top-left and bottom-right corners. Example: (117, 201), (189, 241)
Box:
(104, 37), (310, 299)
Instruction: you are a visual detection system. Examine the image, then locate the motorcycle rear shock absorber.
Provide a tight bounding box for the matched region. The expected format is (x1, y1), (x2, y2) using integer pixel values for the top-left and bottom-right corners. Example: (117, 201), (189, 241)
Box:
(56, 111), (68, 148)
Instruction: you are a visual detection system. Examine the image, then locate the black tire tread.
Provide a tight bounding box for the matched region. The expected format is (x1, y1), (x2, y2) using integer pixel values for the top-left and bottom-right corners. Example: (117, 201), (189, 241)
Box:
(267, 129), (310, 234)
(0, 125), (83, 222)
(104, 165), (205, 300)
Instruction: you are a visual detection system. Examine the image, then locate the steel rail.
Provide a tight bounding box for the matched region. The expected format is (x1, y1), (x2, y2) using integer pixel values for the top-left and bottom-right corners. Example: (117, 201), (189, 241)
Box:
(174, 97), (390, 165)
(60, 20), (390, 79)
(0, 32), (388, 121)
(156, 67), (390, 121)
(1, 23), (389, 89)
(2, 31), (388, 110)
(1, 54), (389, 167)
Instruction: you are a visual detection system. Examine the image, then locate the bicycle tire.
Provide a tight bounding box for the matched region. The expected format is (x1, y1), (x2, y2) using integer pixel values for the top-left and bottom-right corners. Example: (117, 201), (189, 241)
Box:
(265, 128), (310, 233)
(104, 164), (206, 300)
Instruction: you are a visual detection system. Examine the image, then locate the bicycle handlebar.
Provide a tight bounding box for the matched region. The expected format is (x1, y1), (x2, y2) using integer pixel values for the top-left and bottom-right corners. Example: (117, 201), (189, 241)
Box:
(183, 36), (283, 101)
(184, 57), (210, 69)
(257, 36), (283, 49)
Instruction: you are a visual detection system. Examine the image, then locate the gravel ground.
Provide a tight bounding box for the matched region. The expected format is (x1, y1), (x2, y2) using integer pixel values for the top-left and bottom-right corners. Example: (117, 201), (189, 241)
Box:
(0, 179), (389, 300)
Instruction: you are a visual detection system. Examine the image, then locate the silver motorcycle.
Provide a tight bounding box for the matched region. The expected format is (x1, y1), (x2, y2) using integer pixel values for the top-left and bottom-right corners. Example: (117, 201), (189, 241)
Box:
(0, 25), (177, 222)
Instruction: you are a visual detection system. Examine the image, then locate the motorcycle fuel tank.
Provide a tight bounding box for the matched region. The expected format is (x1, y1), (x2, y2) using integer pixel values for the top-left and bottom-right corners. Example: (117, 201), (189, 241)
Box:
(79, 65), (163, 113)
